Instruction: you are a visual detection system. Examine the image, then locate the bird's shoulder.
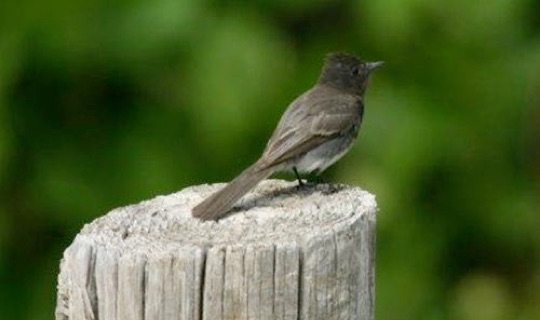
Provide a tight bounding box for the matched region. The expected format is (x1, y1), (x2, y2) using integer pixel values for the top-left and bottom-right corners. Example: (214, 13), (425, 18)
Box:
(289, 85), (362, 114)
(275, 85), (362, 134)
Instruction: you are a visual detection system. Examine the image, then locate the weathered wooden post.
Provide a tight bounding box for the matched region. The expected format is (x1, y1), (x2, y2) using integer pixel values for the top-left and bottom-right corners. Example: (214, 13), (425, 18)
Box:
(55, 179), (377, 320)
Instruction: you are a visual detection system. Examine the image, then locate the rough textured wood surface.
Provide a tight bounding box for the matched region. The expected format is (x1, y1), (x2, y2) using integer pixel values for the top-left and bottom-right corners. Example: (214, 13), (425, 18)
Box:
(55, 179), (377, 320)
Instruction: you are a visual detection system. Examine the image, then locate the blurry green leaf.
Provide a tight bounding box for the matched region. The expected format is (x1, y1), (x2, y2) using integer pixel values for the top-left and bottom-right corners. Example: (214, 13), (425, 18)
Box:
(450, 273), (513, 320)
(184, 12), (294, 160)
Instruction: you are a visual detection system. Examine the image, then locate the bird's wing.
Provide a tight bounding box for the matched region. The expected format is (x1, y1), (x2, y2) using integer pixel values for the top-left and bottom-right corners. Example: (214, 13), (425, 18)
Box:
(260, 90), (362, 168)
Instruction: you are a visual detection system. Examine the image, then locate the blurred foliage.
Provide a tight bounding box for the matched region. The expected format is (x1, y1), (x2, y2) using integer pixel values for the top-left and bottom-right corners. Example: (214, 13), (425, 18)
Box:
(0, 0), (539, 319)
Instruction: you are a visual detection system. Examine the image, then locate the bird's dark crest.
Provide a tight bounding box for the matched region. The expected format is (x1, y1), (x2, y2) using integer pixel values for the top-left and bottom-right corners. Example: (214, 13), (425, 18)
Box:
(325, 52), (363, 66)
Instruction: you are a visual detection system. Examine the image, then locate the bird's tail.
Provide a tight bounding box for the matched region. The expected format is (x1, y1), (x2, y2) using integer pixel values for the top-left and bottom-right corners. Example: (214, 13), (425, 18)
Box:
(192, 161), (273, 220)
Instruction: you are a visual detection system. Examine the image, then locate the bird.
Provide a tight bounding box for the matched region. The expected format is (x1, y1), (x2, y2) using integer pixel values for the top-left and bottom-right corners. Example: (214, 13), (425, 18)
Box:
(192, 52), (382, 220)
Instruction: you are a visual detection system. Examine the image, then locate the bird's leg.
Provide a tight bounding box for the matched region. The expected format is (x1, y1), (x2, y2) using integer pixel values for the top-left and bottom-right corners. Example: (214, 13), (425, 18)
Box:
(293, 167), (305, 187)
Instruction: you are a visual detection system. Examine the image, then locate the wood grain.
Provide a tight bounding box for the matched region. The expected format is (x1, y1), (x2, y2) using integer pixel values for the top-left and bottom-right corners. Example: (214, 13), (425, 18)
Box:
(55, 179), (377, 320)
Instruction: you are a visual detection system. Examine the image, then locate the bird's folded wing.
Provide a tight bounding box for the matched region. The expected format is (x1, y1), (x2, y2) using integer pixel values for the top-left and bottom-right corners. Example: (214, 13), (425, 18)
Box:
(260, 98), (361, 167)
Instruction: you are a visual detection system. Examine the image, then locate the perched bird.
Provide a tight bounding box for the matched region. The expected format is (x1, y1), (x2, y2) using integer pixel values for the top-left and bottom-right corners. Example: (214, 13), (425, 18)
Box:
(193, 52), (382, 220)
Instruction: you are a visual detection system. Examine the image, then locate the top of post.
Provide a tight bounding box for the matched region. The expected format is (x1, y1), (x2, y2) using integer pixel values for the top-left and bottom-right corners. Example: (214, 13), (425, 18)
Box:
(80, 179), (377, 250)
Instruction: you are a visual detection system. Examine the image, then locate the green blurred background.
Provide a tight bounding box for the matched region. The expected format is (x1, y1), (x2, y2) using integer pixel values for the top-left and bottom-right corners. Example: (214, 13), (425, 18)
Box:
(1, 0), (539, 319)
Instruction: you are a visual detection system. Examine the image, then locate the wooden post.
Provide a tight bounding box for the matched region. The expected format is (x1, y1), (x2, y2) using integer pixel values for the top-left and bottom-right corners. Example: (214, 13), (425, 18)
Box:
(55, 179), (377, 320)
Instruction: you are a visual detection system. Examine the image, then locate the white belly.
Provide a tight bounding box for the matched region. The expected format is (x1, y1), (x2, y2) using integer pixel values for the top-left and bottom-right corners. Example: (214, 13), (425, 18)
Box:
(293, 136), (355, 174)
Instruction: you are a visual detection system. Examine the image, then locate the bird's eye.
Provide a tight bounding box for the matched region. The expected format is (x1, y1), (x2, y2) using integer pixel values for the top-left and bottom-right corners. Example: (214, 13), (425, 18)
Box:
(352, 67), (360, 76)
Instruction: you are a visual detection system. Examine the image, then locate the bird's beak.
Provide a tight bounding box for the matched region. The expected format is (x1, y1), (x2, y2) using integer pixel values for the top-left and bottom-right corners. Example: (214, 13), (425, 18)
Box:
(366, 61), (384, 71)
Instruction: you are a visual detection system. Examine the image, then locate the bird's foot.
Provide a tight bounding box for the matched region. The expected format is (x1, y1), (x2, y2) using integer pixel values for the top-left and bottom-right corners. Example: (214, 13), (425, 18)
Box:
(293, 167), (327, 190)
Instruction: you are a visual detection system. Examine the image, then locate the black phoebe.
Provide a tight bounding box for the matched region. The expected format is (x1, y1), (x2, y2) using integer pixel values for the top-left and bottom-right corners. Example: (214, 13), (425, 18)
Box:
(193, 52), (382, 220)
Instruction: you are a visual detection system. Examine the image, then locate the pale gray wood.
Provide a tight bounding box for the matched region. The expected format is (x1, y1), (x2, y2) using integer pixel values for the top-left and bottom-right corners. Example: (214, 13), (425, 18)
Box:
(223, 246), (248, 319)
(95, 247), (119, 320)
(273, 244), (300, 320)
(55, 179), (377, 320)
(202, 246), (225, 320)
(117, 253), (145, 320)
